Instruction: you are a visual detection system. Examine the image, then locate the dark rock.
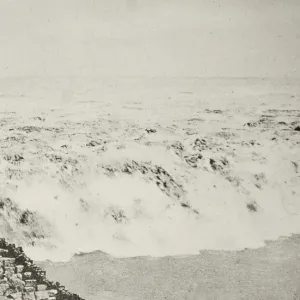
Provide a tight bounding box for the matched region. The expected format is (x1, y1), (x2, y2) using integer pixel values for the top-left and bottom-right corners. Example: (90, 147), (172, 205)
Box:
(294, 126), (300, 131)
(0, 239), (85, 300)
(247, 202), (258, 212)
(145, 128), (157, 134)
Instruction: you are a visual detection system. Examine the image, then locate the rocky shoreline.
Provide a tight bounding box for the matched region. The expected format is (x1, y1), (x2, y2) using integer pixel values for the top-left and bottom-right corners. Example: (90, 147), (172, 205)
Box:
(0, 238), (84, 300)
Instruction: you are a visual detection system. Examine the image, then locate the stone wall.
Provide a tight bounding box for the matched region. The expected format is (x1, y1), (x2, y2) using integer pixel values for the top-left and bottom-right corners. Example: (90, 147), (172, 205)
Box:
(0, 238), (84, 300)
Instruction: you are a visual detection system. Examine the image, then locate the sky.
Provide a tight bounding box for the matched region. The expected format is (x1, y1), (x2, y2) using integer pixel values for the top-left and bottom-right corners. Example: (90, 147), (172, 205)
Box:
(0, 0), (300, 78)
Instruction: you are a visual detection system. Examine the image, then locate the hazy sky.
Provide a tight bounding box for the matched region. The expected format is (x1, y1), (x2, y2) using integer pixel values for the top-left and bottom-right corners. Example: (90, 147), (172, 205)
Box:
(0, 0), (299, 78)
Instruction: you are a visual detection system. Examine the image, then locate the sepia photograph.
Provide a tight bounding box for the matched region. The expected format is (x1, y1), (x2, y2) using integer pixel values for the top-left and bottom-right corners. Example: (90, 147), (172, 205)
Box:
(0, 0), (300, 299)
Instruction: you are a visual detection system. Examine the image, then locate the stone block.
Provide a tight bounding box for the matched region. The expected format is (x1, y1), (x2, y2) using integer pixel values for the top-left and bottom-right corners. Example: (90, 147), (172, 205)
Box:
(16, 247), (23, 254)
(7, 275), (25, 290)
(15, 266), (24, 274)
(23, 287), (35, 293)
(24, 259), (33, 266)
(23, 272), (32, 279)
(35, 291), (50, 300)
(3, 266), (14, 272)
(25, 280), (37, 288)
(4, 288), (14, 297)
(3, 267), (15, 278)
(15, 274), (22, 281)
(3, 259), (15, 268)
(0, 257), (6, 268)
(6, 292), (22, 300)
(47, 289), (57, 296)
(22, 292), (35, 300)
(0, 284), (9, 296)
(37, 284), (47, 291)
(39, 271), (46, 277)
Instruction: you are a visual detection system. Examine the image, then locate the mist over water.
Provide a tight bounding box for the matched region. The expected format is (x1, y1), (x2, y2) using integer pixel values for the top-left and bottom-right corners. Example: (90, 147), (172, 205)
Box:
(0, 0), (299, 79)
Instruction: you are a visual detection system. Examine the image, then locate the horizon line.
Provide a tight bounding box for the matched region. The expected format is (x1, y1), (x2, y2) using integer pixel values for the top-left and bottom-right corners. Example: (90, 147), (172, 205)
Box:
(0, 75), (299, 81)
